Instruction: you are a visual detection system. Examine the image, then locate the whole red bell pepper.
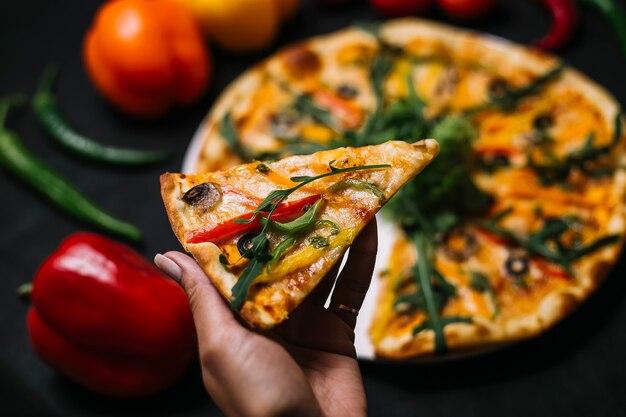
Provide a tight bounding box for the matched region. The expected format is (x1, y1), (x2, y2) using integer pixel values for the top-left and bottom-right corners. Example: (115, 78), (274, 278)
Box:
(24, 233), (196, 397)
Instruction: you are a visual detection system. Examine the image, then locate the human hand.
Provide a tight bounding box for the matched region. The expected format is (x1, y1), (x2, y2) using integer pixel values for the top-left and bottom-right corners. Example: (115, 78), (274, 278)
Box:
(154, 218), (377, 417)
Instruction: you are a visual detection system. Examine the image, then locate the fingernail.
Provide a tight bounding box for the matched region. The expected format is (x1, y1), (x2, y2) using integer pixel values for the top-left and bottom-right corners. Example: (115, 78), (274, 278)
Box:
(154, 253), (182, 283)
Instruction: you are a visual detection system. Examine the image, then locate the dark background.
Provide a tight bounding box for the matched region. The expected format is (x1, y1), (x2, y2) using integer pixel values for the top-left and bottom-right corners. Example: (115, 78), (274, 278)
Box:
(1, 0), (626, 416)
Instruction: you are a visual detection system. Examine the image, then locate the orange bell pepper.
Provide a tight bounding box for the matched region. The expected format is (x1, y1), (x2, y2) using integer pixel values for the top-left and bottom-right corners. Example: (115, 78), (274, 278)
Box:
(83, 0), (211, 118)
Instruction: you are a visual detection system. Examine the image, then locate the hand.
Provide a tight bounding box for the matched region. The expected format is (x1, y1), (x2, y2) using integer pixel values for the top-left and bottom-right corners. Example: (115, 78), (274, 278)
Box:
(154, 218), (378, 417)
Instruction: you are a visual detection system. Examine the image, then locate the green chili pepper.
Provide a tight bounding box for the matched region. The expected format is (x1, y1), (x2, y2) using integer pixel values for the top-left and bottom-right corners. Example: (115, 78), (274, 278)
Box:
(264, 198), (324, 235)
(267, 237), (296, 272)
(33, 66), (168, 166)
(328, 179), (386, 202)
(581, 0), (626, 60)
(0, 95), (141, 241)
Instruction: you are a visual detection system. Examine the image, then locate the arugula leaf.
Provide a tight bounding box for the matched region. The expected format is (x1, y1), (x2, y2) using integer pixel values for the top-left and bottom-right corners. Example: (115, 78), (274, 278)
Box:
(265, 198), (324, 234)
(528, 124), (620, 185)
(480, 210), (620, 275)
(469, 271), (499, 318)
(293, 94), (336, 128)
(466, 65), (565, 114)
(220, 113), (255, 162)
(267, 237), (296, 272)
(228, 161), (391, 309)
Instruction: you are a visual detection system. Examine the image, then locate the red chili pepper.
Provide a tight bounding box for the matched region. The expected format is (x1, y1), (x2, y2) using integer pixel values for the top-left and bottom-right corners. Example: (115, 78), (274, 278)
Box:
(25, 233), (196, 397)
(534, 0), (578, 50)
(186, 194), (322, 244)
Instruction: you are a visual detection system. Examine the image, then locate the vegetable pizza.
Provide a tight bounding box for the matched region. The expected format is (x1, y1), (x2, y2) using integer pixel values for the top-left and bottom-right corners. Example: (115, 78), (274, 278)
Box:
(182, 19), (626, 358)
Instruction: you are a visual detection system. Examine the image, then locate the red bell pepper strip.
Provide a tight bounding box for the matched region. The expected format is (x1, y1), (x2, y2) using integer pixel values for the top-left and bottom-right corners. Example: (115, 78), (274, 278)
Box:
(186, 194), (321, 244)
(25, 233), (196, 397)
(534, 0), (578, 50)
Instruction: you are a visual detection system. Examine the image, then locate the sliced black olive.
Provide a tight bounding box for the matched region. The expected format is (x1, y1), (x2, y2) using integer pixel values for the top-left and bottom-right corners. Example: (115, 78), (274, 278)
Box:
(505, 250), (530, 278)
(270, 111), (297, 137)
(533, 112), (554, 130)
(237, 233), (259, 256)
(182, 182), (221, 208)
(336, 84), (359, 99)
(256, 163), (270, 174)
(488, 77), (509, 98)
(480, 153), (510, 173)
(442, 228), (478, 261)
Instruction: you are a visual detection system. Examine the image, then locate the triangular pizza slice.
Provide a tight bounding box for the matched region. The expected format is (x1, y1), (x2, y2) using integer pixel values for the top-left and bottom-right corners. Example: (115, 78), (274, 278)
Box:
(160, 140), (439, 328)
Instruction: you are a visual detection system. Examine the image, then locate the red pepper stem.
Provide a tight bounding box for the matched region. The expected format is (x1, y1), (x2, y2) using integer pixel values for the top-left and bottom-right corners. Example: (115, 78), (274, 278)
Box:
(17, 282), (33, 303)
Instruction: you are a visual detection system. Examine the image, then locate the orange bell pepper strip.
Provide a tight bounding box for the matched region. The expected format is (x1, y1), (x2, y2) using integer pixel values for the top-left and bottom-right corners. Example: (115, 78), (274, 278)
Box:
(186, 194), (321, 244)
(83, 0), (211, 118)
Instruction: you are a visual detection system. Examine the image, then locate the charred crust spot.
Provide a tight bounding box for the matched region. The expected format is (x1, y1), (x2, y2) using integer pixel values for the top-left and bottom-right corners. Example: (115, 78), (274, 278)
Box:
(473, 324), (490, 337)
(553, 293), (579, 324)
(282, 47), (322, 78)
(179, 174), (186, 179)
(590, 260), (612, 287)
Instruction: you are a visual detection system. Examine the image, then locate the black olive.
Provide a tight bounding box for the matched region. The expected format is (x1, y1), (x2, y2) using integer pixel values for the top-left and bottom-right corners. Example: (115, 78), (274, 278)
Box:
(488, 77), (509, 98)
(442, 228), (478, 261)
(336, 84), (359, 99)
(237, 233), (258, 256)
(505, 251), (530, 278)
(182, 182), (221, 208)
(480, 153), (510, 173)
(533, 112), (554, 130)
(270, 111), (297, 137)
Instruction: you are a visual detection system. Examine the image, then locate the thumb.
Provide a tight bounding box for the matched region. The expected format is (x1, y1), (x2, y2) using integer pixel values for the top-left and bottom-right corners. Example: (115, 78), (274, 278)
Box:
(154, 251), (237, 330)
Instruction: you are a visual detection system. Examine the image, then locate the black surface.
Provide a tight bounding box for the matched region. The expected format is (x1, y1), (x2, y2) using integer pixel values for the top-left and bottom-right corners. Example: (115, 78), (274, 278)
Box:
(2, 0), (626, 416)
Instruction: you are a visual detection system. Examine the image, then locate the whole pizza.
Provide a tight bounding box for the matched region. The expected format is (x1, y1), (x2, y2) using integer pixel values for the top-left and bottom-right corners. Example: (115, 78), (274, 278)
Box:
(187, 18), (626, 359)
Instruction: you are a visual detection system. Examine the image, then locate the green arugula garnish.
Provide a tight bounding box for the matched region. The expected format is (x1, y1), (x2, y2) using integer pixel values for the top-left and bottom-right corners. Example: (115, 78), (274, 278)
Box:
(229, 160), (390, 309)
(220, 113), (255, 162)
(528, 116), (622, 185)
(293, 94), (337, 128)
(481, 210), (620, 275)
(465, 65), (565, 114)
(469, 271), (499, 319)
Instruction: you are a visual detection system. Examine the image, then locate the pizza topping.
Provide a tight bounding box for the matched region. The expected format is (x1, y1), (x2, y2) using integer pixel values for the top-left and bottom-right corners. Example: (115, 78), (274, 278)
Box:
(533, 112), (554, 130)
(481, 209), (620, 275)
(256, 163), (271, 174)
(477, 151), (511, 173)
(228, 161), (391, 309)
(469, 271), (499, 318)
(237, 233), (260, 255)
(441, 228), (478, 261)
(309, 236), (330, 248)
(469, 65), (565, 114)
(527, 116), (621, 186)
(264, 198), (325, 234)
(186, 194), (322, 244)
(267, 237), (297, 272)
(270, 111), (298, 138)
(504, 250), (530, 282)
(182, 182), (221, 208)
(487, 77), (509, 99)
(328, 179), (386, 202)
(336, 84), (359, 99)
